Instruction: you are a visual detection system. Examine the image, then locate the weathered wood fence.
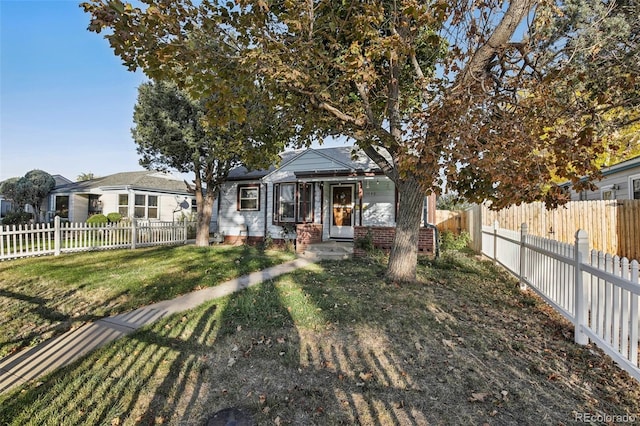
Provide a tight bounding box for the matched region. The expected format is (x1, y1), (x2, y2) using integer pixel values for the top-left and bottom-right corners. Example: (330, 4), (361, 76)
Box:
(0, 216), (190, 261)
(482, 222), (640, 382)
(436, 200), (640, 259)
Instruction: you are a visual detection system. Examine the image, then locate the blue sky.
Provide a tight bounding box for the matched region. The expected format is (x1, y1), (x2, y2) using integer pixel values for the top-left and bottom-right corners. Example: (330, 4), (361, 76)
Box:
(0, 1), (350, 183)
(0, 0), (148, 182)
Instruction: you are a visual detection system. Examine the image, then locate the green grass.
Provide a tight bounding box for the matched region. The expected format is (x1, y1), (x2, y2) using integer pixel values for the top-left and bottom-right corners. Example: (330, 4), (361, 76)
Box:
(1, 251), (638, 425)
(0, 244), (296, 357)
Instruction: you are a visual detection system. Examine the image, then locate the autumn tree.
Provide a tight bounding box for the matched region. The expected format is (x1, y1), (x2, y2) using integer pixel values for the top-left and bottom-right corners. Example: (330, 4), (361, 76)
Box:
(133, 80), (286, 246)
(83, 0), (639, 281)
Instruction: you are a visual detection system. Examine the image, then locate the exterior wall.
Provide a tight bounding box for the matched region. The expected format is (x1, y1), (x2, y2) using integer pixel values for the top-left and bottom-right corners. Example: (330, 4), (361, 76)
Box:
(72, 195), (89, 222)
(55, 191), (193, 223)
(568, 163), (640, 201)
(361, 179), (395, 226)
(217, 181), (265, 239)
(353, 226), (435, 257)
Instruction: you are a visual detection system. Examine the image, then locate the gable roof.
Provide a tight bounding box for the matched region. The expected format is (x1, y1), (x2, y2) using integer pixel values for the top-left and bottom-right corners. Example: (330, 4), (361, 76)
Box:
(52, 171), (191, 195)
(228, 146), (382, 181)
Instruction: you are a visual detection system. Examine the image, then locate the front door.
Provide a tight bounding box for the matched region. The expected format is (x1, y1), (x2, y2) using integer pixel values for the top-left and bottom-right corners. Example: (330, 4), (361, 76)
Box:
(330, 185), (354, 239)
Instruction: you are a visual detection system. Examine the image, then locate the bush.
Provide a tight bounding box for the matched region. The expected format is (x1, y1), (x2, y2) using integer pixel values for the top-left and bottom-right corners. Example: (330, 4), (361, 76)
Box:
(87, 214), (108, 225)
(440, 230), (471, 251)
(106, 212), (122, 223)
(1, 211), (33, 226)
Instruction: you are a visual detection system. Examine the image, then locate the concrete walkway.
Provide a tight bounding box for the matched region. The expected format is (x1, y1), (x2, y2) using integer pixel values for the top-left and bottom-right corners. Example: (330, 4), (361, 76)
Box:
(0, 257), (316, 395)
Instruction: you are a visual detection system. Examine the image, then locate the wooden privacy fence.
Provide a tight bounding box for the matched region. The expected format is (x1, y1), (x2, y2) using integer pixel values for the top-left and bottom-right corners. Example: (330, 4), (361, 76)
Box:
(481, 200), (640, 261)
(482, 222), (640, 382)
(0, 216), (190, 261)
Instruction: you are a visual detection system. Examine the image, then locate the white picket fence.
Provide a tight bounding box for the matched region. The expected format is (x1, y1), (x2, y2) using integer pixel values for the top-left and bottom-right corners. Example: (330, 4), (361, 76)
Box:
(0, 216), (190, 261)
(482, 222), (640, 382)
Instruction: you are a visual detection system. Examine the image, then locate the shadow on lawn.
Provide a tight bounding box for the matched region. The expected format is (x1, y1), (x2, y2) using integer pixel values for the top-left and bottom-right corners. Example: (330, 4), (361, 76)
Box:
(1, 256), (639, 424)
(0, 245), (288, 358)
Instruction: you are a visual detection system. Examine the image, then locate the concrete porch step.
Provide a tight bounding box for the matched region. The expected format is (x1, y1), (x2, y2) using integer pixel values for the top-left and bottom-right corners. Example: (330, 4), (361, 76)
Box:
(298, 241), (353, 260)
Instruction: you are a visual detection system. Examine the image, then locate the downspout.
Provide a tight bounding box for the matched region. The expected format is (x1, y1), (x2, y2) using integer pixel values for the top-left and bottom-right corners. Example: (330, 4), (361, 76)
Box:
(263, 183), (268, 241)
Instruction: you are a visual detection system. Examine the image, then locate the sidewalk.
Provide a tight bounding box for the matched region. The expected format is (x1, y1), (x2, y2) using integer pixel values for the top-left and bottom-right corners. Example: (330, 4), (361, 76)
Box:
(0, 257), (316, 394)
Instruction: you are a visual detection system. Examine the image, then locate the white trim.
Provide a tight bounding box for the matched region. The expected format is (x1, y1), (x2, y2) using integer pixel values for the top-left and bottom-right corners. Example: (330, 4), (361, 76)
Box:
(629, 173), (640, 200)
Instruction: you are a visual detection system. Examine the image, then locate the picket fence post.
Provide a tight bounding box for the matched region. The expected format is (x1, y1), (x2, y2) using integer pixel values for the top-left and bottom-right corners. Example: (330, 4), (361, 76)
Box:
(493, 220), (499, 263)
(183, 220), (188, 244)
(131, 219), (137, 250)
(54, 216), (61, 256)
(520, 223), (528, 290)
(574, 229), (589, 345)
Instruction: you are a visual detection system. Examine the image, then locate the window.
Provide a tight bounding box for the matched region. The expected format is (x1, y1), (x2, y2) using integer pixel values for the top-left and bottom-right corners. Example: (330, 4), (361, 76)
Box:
(275, 183), (296, 222)
(118, 194), (129, 217)
(631, 175), (640, 200)
(297, 183), (314, 222)
(191, 198), (197, 213)
(273, 182), (315, 224)
(88, 195), (102, 215)
(55, 196), (69, 219)
(134, 194), (159, 219)
(237, 184), (260, 211)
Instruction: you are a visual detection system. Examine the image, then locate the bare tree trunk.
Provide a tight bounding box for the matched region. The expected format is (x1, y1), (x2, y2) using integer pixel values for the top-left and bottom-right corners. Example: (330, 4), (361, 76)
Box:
(386, 176), (424, 282)
(195, 191), (215, 246)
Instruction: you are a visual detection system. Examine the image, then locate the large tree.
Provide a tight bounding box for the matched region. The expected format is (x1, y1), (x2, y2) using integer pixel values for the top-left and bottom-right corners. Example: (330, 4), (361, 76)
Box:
(83, 0), (639, 281)
(133, 80), (288, 246)
(0, 170), (55, 222)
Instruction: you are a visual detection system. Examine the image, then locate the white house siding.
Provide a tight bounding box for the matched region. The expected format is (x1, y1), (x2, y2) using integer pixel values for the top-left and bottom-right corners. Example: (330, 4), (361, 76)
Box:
(218, 181), (265, 239)
(72, 195), (89, 222)
(570, 171), (637, 201)
(277, 150), (351, 173)
(362, 179), (395, 226)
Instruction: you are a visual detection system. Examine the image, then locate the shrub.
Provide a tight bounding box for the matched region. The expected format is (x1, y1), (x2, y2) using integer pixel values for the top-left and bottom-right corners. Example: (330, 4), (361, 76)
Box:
(440, 230), (471, 251)
(87, 214), (108, 225)
(1, 211), (33, 226)
(106, 212), (122, 223)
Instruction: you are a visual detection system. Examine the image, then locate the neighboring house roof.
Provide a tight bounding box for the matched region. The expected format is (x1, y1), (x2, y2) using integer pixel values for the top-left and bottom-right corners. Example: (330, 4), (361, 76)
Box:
(227, 146), (382, 181)
(52, 171), (191, 195)
(560, 155), (640, 188)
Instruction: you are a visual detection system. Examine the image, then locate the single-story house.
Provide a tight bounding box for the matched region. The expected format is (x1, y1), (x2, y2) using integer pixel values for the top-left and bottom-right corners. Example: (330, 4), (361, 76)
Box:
(563, 155), (640, 201)
(48, 171), (195, 223)
(213, 146), (437, 255)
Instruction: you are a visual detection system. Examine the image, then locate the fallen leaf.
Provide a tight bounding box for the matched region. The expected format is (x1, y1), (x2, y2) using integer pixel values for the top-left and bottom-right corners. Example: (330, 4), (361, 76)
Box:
(277, 337), (286, 344)
(415, 341), (423, 351)
(469, 392), (488, 402)
(359, 371), (373, 381)
(442, 339), (456, 349)
(274, 416), (281, 425)
(259, 394), (267, 404)
(227, 357), (236, 367)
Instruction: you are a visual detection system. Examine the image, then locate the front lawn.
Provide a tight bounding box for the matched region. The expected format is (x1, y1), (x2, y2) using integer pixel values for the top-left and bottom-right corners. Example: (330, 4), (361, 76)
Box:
(0, 245), (296, 358)
(1, 251), (638, 425)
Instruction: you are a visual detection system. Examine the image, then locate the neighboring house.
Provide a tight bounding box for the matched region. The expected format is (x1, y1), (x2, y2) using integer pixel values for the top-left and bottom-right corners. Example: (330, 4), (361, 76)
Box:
(48, 171), (195, 223)
(563, 155), (640, 201)
(0, 175), (72, 222)
(214, 146), (437, 253)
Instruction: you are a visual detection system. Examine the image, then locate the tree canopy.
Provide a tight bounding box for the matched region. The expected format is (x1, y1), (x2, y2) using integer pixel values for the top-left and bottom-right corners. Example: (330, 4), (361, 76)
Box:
(132, 80), (290, 246)
(83, 0), (639, 281)
(0, 170), (55, 222)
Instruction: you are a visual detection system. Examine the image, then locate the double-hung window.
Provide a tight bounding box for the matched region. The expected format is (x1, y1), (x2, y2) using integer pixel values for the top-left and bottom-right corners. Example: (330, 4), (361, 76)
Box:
(237, 184), (260, 211)
(118, 194), (129, 217)
(134, 194), (159, 219)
